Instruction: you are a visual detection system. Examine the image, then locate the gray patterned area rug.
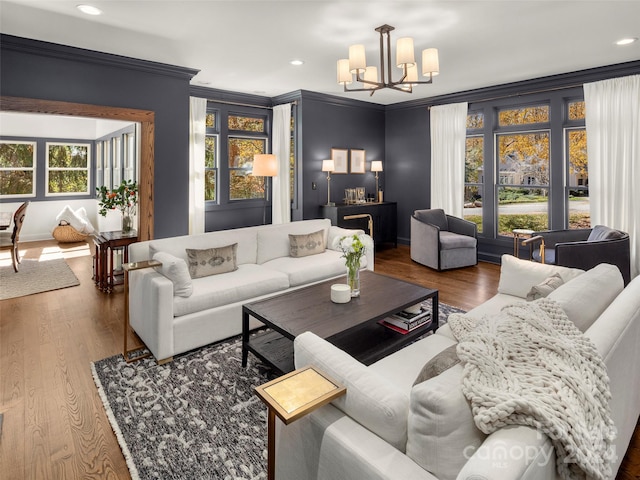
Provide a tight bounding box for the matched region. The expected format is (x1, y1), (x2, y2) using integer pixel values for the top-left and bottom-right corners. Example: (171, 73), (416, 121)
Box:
(91, 302), (464, 480)
(0, 258), (80, 300)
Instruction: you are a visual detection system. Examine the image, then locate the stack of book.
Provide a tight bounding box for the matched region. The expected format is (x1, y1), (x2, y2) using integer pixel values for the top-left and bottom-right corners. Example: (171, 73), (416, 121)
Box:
(379, 307), (432, 334)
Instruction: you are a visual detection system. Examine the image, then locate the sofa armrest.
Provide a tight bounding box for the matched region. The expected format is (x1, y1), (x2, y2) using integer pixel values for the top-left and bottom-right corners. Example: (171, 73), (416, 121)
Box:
(276, 404), (437, 480)
(457, 426), (556, 480)
(328, 225), (374, 271)
(447, 215), (477, 238)
(129, 268), (175, 361)
(555, 236), (630, 285)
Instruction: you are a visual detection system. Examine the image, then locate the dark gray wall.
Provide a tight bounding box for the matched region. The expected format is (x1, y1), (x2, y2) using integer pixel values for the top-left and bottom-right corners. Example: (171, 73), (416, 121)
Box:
(0, 35), (197, 239)
(385, 105), (430, 243)
(298, 91), (385, 220)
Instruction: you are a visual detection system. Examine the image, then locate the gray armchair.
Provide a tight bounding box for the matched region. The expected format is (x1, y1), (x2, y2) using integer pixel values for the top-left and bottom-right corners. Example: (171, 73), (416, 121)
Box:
(522, 225), (631, 285)
(410, 208), (478, 271)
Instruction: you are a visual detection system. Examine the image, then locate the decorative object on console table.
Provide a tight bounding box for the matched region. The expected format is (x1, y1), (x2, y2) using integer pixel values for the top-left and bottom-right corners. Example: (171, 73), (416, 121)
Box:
(321, 159), (335, 206)
(252, 153), (278, 225)
(96, 179), (138, 233)
(255, 366), (346, 480)
(350, 149), (365, 173)
(331, 148), (348, 174)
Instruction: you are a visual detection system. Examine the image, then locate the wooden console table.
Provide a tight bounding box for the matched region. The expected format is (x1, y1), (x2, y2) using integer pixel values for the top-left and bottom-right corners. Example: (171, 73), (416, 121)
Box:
(93, 230), (138, 293)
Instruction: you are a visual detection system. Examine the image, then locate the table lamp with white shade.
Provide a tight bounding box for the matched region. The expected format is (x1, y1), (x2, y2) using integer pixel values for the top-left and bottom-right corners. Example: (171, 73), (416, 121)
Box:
(252, 154), (278, 224)
(371, 161), (383, 202)
(322, 159), (335, 206)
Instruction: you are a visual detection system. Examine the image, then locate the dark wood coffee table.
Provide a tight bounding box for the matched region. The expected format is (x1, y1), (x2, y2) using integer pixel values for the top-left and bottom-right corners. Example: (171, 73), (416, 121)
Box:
(242, 270), (438, 373)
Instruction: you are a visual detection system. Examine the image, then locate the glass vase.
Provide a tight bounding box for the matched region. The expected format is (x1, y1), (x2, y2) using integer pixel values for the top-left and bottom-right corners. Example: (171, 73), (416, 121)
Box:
(347, 266), (360, 297)
(122, 212), (133, 233)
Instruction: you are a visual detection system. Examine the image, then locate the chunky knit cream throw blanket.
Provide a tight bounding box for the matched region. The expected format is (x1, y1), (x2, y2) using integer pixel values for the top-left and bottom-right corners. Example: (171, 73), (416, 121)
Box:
(448, 299), (616, 480)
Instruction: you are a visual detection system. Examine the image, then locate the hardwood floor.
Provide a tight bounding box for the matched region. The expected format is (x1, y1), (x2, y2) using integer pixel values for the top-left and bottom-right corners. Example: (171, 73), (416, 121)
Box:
(0, 241), (637, 479)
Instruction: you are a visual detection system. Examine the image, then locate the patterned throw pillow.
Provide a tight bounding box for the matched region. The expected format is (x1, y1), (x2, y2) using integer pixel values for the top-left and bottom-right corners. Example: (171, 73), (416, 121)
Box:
(289, 230), (326, 258)
(186, 243), (238, 278)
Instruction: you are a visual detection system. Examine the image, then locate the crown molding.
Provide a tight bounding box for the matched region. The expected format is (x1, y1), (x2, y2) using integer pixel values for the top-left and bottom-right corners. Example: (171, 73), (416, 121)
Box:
(386, 60), (640, 111)
(189, 85), (273, 108)
(1, 34), (199, 81)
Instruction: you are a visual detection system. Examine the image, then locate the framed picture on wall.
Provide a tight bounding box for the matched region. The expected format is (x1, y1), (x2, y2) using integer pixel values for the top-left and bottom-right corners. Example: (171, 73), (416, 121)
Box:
(350, 149), (366, 174)
(331, 148), (348, 173)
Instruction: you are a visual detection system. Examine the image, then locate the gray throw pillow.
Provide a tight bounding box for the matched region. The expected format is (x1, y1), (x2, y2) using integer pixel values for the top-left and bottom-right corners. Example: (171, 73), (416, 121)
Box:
(526, 272), (564, 301)
(186, 243), (238, 278)
(413, 344), (460, 386)
(289, 230), (326, 258)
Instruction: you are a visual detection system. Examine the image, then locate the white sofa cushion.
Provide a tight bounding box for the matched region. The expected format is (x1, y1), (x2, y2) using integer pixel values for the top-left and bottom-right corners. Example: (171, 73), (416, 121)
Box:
(262, 250), (354, 287)
(294, 332), (409, 452)
(406, 364), (486, 480)
(152, 251), (193, 297)
(149, 228), (259, 265)
(547, 262), (623, 332)
(497, 254), (583, 299)
(173, 264), (289, 317)
(257, 219), (331, 264)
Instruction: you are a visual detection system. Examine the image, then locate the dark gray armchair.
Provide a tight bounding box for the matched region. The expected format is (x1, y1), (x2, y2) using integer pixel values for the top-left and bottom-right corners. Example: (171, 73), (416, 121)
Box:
(410, 208), (478, 271)
(522, 225), (630, 285)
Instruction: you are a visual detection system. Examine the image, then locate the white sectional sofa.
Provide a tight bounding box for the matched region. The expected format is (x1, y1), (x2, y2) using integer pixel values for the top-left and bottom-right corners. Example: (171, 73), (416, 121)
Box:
(277, 255), (640, 480)
(128, 219), (373, 363)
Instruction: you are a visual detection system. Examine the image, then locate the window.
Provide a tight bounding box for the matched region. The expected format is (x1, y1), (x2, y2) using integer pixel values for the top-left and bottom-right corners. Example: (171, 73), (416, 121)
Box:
(464, 112), (484, 233)
(46, 143), (90, 195)
(463, 89), (586, 243)
(289, 113), (296, 202)
(205, 112), (218, 202)
(496, 129), (550, 234)
(112, 137), (122, 186)
(96, 141), (104, 187)
(0, 141), (36, 197)
(565, 100), (589, 228)
(228, 136), (267, 200)
(228, 113), (268, 201)
(123, 132), (136, 182)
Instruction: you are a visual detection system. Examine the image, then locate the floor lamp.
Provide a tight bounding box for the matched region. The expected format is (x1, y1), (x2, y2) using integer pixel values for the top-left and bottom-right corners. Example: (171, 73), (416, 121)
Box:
(252, 154), (278, 224)
(322, 159), (335, 206)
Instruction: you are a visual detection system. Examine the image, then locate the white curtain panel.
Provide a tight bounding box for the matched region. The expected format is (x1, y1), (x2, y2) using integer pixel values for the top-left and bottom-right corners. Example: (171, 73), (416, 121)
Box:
(272, 103), (292, 224)
(189, 97), (207, 235)
(430, 102), (468, 217)
(584, 74), (640, 279)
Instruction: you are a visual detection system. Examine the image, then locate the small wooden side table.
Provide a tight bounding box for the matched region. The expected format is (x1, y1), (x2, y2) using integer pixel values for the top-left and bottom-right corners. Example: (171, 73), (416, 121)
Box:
(255, 366), (346, 480)
(512, 228), (535, 258)
(122, 259), (161, 362)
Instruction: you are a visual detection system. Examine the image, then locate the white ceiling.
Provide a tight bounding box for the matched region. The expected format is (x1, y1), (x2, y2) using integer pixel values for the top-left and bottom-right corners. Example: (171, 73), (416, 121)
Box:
(1, 1), (639, 105)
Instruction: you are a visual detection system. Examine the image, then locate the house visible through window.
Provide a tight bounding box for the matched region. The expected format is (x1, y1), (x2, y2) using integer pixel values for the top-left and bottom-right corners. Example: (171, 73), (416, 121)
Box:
(0, 140), (36, 197)
(463, 89), (588, 240)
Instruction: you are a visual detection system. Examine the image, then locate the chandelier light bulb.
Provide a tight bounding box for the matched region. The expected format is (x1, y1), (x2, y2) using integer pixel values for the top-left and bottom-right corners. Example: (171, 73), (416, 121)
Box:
(337, 59), (352, 85)
(422, 48), (439, 76)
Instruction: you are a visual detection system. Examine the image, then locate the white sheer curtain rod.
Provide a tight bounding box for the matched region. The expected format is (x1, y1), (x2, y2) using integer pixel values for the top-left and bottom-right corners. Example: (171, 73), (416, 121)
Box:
(202, 99), (297, 110)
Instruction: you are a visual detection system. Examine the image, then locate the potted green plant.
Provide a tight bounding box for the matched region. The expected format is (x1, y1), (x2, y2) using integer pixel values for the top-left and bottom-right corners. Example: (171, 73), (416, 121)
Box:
(96, 180), (138, 233)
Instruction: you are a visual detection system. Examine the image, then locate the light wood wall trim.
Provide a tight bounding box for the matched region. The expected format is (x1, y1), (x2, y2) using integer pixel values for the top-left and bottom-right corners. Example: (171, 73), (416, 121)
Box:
(0, 96), (154, 241)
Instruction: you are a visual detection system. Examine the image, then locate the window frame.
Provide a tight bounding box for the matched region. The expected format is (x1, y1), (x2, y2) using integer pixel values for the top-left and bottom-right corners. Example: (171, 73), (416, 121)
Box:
(45, 141), (91, 197)
(205, 109), (219, 204)
(0, 139), (37, 198)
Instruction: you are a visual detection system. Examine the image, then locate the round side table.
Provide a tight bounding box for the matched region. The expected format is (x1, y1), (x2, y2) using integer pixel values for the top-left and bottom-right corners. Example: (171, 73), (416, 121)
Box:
(512, 228), (535, 258)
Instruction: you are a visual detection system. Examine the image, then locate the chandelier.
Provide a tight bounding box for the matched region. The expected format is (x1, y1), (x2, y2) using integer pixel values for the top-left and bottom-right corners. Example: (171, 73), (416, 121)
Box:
(337, 24), (439, 96)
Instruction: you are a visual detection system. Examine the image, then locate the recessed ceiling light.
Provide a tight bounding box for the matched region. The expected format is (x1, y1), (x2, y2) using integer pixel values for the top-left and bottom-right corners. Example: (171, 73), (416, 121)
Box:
(290, 60), (304, 66)
(616, 37), (638, 46)
(77, 4), (102, 15)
